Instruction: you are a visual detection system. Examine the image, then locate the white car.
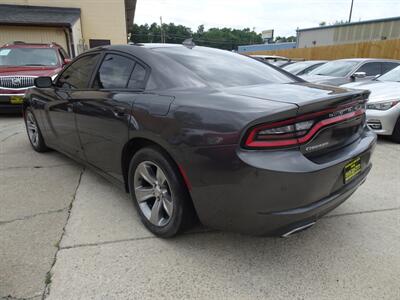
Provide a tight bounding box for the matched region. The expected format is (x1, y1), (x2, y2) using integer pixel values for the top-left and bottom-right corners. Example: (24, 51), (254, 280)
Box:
(342, 66), (400, 142)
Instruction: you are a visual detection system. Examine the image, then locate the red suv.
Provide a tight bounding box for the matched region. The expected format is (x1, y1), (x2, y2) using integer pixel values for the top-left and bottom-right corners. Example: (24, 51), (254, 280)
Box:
(0, 42), (70, 113)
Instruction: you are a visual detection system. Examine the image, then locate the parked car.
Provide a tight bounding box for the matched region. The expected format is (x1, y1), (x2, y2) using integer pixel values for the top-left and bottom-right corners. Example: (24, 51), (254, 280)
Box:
(283, 60), (327, 76)
(24, 44), (376, 237)
(301, 58), (400, 86)
(249, 54), (290, 64)
(250, 55), (304, 68)
(0, 42), (70, 113)
(342, 65), (400, 142)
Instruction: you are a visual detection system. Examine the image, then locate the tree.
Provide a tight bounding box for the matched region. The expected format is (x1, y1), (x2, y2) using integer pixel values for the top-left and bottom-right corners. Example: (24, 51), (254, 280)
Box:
(274, 36), (297, 43)
(129, 23), (263, 51)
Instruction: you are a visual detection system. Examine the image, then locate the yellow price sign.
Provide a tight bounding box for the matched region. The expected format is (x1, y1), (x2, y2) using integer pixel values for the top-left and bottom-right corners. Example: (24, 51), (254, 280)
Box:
(344, 157), (361, 183)
(10, 96), (24, 104)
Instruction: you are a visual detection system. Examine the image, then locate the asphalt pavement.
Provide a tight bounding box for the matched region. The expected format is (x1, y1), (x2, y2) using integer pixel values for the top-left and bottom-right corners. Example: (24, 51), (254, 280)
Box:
(1, 115), (399, 300)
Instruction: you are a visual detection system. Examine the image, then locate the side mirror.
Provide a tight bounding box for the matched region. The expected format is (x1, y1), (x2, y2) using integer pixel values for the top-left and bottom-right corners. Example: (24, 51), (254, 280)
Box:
(34, 77), (53, 88)
(352, 72), (367, 79)
(63, 58), (72, 65)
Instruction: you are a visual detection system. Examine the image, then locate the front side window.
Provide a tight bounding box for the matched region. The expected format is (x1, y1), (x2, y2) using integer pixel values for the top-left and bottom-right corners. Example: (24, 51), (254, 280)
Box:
(356, 62), (382, 76)
(93, 54), (136, 89)
(382, 62), (399, 74)
(56, 54), (100, 90)
(0, 47), (59, 66)
(377, 65), (400, 82)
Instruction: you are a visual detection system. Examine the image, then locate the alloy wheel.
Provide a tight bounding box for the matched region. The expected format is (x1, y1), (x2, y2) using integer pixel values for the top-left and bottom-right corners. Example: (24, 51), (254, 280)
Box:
(26, 111), (39, 147)
(133, 161), (174, 226)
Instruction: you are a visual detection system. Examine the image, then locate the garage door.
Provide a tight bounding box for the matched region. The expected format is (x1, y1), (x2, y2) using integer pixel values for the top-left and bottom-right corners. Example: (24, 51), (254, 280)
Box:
(0, 25), (68, 51)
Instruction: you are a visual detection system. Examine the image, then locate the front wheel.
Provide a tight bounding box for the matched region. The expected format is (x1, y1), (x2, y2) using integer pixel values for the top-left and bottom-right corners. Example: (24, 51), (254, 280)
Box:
(391, 117), (400, 143)
(24, 108), (49, 152)
(128, 147), (195, 237)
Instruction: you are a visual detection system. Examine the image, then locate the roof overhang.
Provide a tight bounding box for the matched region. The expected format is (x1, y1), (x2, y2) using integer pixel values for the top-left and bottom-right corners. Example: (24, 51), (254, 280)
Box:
(0, 4), (81, 27)
(298, 16), (400, 33)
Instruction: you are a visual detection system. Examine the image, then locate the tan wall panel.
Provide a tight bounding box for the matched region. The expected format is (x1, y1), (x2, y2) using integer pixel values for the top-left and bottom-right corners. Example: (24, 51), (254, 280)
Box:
(2, 0), (127, 45)
(0, 25), (67, 49)
(244, 39), (400, 60)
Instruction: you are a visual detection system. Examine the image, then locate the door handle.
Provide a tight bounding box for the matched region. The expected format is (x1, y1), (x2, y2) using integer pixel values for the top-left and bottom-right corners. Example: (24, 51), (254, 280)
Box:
(113, 108), (125, 117)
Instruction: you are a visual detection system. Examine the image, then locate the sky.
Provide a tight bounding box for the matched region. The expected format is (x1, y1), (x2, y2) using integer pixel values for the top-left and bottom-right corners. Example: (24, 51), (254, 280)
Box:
(135, 0), (400, 37)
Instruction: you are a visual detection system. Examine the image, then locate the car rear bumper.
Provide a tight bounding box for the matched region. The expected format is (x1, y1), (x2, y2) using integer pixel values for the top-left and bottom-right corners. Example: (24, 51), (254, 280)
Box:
(184, 128), (376, 235)
(0, 94), (24, 114)
(258, 163), (371, 236)
(366, 106), (400, 135)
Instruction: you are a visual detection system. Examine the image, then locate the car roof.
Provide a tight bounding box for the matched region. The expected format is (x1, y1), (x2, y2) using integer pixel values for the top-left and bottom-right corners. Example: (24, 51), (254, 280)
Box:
(291, 60), (327, 64)
(334, 58), (400, 63)
(1, 42), (62, 49)
(250, 54), (289, 60)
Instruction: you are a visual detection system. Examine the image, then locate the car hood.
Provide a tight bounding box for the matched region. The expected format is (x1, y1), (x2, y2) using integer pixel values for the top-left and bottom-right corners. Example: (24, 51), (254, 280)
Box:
(342, 80), (400, 103)
(0, 66), (61, 77)
(222, 82), (367, 114)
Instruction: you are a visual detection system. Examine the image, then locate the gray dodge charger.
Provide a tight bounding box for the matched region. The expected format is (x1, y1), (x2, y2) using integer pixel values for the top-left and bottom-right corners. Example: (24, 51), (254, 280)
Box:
(23, 44), (376, 237)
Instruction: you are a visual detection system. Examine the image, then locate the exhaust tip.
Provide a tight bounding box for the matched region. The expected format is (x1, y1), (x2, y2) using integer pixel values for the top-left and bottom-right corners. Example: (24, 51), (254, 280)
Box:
(281, 221), (316, 238)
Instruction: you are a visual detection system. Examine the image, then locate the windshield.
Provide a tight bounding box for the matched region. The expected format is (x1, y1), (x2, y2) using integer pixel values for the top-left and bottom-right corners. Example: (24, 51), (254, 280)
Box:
(308, 60), (358, 77)
(154, 47), (295, 88)
(284, 61), (316, 74)
(0, 48), (59, 67)
(377, 65), (400, 82)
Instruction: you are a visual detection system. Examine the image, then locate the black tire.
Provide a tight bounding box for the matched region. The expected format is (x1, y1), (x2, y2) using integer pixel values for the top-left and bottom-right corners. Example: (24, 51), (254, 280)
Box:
(24, 108), (49, 152)
(391, 117), (400, 143)
(128, 146), (195, 237)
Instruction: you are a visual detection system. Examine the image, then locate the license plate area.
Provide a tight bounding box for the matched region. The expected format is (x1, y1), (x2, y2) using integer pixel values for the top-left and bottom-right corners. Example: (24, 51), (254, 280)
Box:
(10, 96), (23, 104)
(344, 157), (361, 183)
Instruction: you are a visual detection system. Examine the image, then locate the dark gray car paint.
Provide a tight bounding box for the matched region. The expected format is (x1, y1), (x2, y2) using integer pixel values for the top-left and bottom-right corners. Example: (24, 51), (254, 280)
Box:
(24, 44), (376, 235)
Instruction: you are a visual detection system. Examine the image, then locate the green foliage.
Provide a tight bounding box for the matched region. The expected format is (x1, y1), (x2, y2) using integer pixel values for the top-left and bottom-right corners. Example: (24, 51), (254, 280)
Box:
(129, 23), (263, 50)
(274, 36), (297, 43)
(318, 20), (348, 26)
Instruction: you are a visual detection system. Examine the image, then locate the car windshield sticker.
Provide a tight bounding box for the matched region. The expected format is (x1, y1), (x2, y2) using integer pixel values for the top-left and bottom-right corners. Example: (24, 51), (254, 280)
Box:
(0, 49), (11, 56)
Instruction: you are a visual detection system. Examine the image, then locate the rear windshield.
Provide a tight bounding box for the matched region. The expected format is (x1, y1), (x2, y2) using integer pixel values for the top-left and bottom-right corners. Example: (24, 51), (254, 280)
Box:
(154, 47), (295, 88)
(284, 61), (316, 74)
(308, 60), (358, 77)
(0, 48), (59, 67)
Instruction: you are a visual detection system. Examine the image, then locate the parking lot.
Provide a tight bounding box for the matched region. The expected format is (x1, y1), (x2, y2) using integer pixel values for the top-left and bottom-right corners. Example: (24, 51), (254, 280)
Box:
(1, 115), (399, 299)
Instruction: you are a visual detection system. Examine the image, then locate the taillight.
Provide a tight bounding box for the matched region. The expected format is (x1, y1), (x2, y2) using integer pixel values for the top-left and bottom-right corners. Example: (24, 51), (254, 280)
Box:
(244, 101), (365, 149)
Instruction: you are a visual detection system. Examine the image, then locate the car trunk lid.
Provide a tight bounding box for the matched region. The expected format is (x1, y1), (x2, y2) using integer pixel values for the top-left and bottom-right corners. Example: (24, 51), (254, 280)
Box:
(225, 82), (369, 155)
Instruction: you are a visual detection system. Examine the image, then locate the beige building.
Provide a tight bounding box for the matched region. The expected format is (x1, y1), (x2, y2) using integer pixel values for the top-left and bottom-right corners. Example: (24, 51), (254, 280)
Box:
(0, 0), (137, 57)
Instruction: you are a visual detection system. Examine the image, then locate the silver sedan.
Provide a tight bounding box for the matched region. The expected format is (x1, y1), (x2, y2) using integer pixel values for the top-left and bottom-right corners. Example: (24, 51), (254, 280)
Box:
(342, 66), (400, 142)
(302, 58), (400, 86)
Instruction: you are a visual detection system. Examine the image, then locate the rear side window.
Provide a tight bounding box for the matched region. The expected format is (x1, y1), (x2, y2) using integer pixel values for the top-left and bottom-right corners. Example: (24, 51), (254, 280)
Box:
(56, 54), (100, 89)
(356, 62), (382, 76)
(382, 62), (399, 74)
(93, 54), (135, 89)
(128, 63), (147, 89)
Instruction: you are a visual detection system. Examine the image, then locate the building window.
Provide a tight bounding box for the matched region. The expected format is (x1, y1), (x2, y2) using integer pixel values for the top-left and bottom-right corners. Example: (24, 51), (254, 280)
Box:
(89, 39), (111, 48)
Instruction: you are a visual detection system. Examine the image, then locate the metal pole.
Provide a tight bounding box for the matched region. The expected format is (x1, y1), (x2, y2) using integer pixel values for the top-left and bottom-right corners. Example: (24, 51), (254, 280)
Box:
(348, 0), (354, 23)
(160, 16), (164, 43)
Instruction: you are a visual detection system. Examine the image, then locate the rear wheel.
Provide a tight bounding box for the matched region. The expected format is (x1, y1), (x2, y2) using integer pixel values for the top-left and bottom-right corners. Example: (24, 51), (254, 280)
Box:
(128, 147), (195, 237)
(24, 108), (49, 152)
(391, 117), (400, 143)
